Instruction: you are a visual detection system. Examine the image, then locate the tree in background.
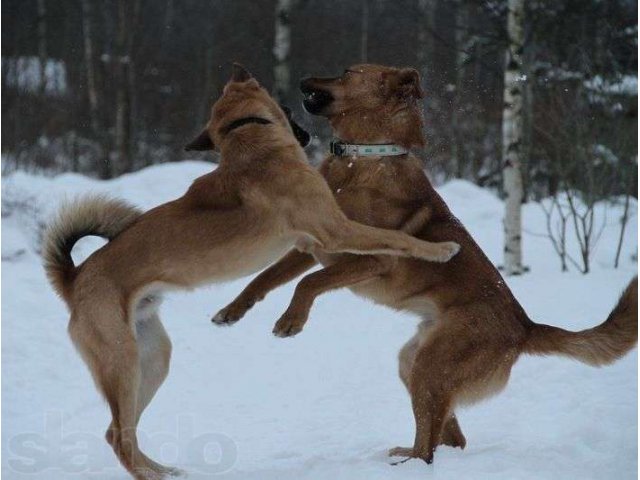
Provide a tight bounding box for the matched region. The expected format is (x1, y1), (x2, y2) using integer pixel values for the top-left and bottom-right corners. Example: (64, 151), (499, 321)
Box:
(114, 0), (134, 175)
(80, 0), (110, 178)
(274, 0), (292, 102)
(501, 0), (526, 275)
(1, 0), (636, 206)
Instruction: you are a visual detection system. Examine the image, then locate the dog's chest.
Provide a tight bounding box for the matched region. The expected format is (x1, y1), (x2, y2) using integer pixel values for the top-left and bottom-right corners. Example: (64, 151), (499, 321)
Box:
(323, 157), (421, 229)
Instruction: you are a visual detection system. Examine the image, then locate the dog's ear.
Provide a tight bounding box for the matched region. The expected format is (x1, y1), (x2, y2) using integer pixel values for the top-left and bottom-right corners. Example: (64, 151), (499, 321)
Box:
(280, 104), (311, 148)
(289, 117), (311, 148)
(231, 62), (253, 82)
(384, 68), (424, 100)
(184, 128), (214, 151)
(397, 68), (424, 99)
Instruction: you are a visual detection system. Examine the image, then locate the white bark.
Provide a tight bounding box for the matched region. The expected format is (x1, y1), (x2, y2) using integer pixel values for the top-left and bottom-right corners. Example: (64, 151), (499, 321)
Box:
(502, 0), (525, 275)
(273, 0), (292, 101)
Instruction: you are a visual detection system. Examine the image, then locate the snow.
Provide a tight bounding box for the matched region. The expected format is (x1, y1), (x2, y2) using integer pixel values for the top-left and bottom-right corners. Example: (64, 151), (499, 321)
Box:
(2, 162), (637, 479)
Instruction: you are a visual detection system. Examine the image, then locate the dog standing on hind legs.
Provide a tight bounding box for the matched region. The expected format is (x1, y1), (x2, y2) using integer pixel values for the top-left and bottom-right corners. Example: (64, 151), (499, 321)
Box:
(389, 279), (637, 464)
(42, 64), (461, 480)
(213, 63), (638, 465)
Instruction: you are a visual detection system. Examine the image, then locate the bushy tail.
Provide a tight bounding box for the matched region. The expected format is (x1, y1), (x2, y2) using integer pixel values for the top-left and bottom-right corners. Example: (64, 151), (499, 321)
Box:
(524, 277), (638, 367)
(42, 195), (142, 304)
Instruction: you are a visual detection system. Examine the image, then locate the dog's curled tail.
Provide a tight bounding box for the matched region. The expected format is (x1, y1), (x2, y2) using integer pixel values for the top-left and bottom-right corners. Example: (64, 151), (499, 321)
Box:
(43, 195), (142, 304)
(524, 277), (638, 367)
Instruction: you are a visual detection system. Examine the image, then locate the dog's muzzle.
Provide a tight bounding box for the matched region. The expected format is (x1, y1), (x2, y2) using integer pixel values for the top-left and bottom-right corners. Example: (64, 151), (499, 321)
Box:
(300, 79), (334, 115)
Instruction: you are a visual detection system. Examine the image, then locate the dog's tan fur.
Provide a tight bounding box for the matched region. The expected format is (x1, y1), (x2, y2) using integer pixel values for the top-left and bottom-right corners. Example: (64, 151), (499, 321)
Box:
(42, 65), (461, 479)
(214, 64), (638, 464)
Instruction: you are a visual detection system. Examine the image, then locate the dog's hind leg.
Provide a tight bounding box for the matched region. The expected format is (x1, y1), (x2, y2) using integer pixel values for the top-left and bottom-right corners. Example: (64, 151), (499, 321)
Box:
(396, 320), (466, 450)
(134, 312), (172, 424)
(391, 319), (517, 464)
(439, 414), (466, 449)
(69, 302), (168, 480)
(131, 313), (183, 476)
(105, 309), (179, 476)
(398, 327), (424, 391)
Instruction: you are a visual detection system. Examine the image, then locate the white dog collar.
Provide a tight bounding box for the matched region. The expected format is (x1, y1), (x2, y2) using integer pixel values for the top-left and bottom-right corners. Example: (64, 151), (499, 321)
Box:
(329, 141), (408, 157)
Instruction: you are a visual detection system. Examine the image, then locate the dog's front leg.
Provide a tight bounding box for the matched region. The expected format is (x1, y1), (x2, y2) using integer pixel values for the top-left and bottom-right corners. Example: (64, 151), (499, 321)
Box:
(311, 217), (459, 263)
(272, 207), (433, 337)
(213, 250), (317, 325)
(272, 255), (389, 337)
(375, 205), (434, 271)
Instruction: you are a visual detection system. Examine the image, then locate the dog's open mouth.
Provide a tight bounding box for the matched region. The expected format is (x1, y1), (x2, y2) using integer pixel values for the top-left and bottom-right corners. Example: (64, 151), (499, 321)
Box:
(300, 83), (334, 115)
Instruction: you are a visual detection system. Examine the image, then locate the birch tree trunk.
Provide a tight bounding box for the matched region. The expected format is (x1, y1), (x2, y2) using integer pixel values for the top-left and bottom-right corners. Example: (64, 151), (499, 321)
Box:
(501, 0), (525, 275)
(273, 0), (292, 102)
(37, 0), (47, 96)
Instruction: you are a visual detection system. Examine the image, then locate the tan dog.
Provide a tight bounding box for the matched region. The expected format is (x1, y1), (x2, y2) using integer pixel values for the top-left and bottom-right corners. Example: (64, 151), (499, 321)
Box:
(213, 64), (638, 464)
(42, 64), (461, 480)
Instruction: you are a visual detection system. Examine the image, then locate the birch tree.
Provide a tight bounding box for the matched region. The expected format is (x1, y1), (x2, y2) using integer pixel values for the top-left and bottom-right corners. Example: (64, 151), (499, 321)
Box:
(501, 0), (526, 275)
(273, 0), (292, 102)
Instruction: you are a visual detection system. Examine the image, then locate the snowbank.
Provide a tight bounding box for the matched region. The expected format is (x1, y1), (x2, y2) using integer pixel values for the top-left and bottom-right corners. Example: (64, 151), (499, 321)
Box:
(2, 162), (637, 479)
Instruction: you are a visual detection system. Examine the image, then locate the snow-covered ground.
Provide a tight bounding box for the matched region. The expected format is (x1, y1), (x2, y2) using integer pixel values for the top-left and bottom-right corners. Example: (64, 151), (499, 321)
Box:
(2, 161), (637, 479)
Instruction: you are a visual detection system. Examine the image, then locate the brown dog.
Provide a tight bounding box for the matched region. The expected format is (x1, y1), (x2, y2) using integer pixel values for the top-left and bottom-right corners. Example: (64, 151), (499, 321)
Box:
(213, 64), (638, 464)
(42, 64), (461, 480)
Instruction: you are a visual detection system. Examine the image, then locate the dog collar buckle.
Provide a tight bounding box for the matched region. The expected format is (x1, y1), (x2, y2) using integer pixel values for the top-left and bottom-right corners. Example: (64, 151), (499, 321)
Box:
(330, 141), (346, 156)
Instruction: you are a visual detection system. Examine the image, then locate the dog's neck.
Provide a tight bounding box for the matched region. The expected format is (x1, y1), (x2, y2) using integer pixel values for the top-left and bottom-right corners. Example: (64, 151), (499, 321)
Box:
(218, 117), (298, 163)
(219, 116), (271, 135)
(328, 104), (425, 150)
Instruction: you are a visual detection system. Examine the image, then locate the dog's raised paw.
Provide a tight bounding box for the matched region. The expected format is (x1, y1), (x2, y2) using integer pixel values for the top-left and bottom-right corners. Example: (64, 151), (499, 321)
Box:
(212, 306), (240, 326)
(433, 241), (460, 262)
(272, 313), (306, 338)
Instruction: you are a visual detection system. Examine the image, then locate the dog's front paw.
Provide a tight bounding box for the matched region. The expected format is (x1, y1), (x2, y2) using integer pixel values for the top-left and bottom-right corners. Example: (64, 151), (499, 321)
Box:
(272, 311), (307, 338)
(212, 299), (253, 326)
(429, 241), (460, 263)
